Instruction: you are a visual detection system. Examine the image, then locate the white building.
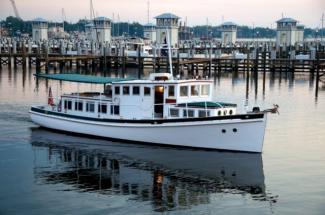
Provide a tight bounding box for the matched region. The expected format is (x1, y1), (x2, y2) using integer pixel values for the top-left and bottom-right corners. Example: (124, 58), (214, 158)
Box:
(276, 17), (304, 46)
(92, 17), (112, 44)
(296, 24), (304, 44)
(220, 22), (237, 45)
(32, 18), (48, 42)
(154, 13), (180, 48)
(143, 23), (156, 42)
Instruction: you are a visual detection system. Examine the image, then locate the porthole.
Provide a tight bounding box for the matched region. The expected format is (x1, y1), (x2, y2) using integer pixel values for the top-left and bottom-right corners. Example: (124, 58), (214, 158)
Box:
(222, 129), (226, 133)
(233, 128), (237, 133)
(229, 110), (233, 115)
(218, 110), (222, 116)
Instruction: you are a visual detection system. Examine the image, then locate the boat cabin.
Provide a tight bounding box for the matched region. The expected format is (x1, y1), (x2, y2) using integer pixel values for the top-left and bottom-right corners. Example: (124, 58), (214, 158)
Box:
(41, 73), (237, 120)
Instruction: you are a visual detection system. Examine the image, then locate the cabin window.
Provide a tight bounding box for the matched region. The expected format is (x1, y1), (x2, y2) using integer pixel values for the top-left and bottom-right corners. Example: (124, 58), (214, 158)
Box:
(75, 101), (83, 111)
(114, 86), (120, 95)
(168, 85), (175, 97)
(64, 100), (72, 110)
(183, 109), (194, 117)
(229, 110), (233, 115)
(110, 105), (120, 115)
(98, 104), (107, 114)
(123, 86), (130, 95)
(180, 86), (188, 97)
(201, 85), (210, 96)
(144, 87), (151, 96)
(133, 86), (140, 95)
(218, 110), (222, 116)
(170, 108), (179, 117)
(86, 102), (95, 112)
(199, 110), (210, 117)
(191, 85), (199, 96)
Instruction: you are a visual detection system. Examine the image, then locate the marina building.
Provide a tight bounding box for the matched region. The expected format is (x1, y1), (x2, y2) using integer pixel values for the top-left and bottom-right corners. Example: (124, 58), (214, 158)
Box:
(92, 17), (112, 44)
(220, 22), (237, 45)
(276, 17), (304, 46)
(143, 23), (156, 42)
(155, 13), (180, 48)
(32, 18), (48, 42)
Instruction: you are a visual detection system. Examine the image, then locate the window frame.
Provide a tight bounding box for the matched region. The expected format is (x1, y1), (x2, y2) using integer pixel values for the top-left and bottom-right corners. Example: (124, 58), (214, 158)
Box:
(144, 87), (151, 96)
(114, 86), (120, 95)
(180, 85), (189, 97)
(132, 86), (140, 95)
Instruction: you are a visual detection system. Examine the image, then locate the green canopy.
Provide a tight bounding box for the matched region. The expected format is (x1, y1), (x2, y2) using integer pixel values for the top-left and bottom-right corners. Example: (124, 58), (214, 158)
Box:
(34, 73), (135, 84)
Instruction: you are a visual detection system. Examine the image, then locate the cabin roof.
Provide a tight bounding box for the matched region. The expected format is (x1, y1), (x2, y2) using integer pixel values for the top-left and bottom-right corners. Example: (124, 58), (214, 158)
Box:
(34, 73), (135, 84)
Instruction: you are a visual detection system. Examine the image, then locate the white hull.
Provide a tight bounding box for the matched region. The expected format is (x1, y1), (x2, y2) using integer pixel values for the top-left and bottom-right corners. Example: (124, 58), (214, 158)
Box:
(30, 109), (267, 153)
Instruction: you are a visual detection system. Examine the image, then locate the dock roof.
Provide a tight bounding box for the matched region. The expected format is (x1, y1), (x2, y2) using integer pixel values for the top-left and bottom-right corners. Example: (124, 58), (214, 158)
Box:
(155, 13), (180, 19)
(276, 17), (297, 23)
(221, 21), (237, 26)
(34, 73), (135, 84)
(144, 23), (156, 27)
(32, 18), (48, 23)
(94, 17), (112, 21)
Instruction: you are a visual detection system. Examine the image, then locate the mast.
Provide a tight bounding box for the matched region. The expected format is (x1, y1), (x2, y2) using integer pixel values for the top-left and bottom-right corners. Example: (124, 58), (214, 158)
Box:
(166, 28), (173, 78)
(321, 13), (324, 43)
(147, 1), (150, 24)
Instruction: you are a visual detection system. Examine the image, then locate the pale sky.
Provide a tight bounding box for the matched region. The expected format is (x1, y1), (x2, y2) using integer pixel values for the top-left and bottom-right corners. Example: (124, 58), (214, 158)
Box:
(0, 0), (324, 27)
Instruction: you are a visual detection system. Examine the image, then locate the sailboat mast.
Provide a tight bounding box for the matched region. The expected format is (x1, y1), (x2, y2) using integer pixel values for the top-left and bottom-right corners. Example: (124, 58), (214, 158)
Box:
(166, 28), (173, 77)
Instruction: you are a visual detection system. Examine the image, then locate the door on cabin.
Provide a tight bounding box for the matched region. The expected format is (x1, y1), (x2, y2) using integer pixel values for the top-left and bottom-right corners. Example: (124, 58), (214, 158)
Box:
(154, 86), (164, 118)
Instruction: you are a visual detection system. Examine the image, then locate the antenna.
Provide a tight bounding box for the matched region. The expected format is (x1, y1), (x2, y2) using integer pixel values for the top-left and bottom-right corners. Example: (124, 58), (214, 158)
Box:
(166, 28), (173, 78)
(281, 13), (284, 18)
(147, 1), (150, 24)
(90, 0), (93, 20)
(321, 13), (324, 43)
(62, 8), (66, 31)
(117, 14), (120, 36)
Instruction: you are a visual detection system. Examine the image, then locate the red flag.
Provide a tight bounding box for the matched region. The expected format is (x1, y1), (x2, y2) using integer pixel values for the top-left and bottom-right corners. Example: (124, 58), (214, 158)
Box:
(48, 87), (54, 106)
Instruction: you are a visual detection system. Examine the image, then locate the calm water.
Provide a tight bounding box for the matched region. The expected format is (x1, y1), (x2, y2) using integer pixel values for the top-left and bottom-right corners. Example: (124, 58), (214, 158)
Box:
(0, 66), (325, 215)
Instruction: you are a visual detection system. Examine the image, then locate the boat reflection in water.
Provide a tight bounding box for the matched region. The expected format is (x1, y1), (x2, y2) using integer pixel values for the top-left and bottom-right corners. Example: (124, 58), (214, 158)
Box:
(30, 128), (277, 212)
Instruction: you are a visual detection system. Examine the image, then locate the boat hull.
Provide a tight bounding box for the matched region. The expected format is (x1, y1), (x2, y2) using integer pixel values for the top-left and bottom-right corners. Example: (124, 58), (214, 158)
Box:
(29, 108), (267, 153)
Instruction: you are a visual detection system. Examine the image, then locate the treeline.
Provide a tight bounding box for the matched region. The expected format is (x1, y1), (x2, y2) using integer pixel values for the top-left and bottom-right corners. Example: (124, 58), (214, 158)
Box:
(1, 16), (323, 39)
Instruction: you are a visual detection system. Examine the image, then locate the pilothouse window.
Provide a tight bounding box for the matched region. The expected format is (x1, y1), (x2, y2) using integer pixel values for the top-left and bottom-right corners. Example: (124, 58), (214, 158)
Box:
(114, 86), (120, 95)
(180, 86), (188, 97)
(123, 86), (130, 95)
(191, 85), (199, 96)
(201, 85), (210, 96)
(133, 86), (140, 95)
(144, 87), (151, 96)
(168, 86), (175, 97)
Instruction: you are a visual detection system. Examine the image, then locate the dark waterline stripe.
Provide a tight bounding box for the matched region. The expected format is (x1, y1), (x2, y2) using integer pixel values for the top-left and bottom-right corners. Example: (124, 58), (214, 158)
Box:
(30, 107), (264, 124)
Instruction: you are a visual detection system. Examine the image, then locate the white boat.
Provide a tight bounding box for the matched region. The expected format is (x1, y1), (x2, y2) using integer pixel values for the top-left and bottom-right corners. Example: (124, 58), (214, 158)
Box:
(29, 72), (277, 153)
